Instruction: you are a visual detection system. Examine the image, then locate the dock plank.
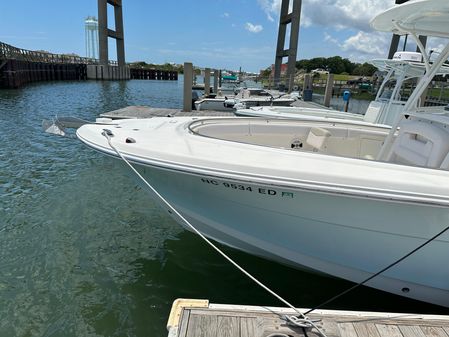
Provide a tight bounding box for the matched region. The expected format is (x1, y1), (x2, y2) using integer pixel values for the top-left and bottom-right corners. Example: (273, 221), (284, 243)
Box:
(318, 317), (342, 337)
(421, 326), (449, 337)
(353, 322), (381, 337)
(100, 105), (234, 119)
(177, 309), (190, 337)
(216, 316), (239, 337)
(338, 322), (358, 337)
(168, 300), (449, 337)
(442, 327), (449, 336)
(240, 317), (260, 337)
(185, 313), (218, 337)
(399, 325), (427, 337)
(376, 324), (403, 337)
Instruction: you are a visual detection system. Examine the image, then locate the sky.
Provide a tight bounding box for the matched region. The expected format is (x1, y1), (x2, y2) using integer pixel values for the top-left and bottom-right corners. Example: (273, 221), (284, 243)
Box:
(0, 0), (443, 72)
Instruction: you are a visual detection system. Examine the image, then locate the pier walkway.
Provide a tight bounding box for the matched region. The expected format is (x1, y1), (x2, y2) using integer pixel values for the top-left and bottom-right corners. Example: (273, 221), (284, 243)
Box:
(99, 101), (323, 120)
(167, 299), (449, 337)
(0, 41), (177, 88)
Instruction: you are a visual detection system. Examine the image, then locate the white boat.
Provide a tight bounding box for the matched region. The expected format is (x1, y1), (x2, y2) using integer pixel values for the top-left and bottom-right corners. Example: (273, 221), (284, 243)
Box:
(195, 88), (295, 111)
(236, 53), (449, 126)
(77, 0), (449, 306)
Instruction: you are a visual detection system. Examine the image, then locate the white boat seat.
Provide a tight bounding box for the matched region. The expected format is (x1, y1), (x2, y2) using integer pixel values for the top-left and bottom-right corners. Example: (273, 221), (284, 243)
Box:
(306, 127), (331, 151)
(386, 120), (449, 168)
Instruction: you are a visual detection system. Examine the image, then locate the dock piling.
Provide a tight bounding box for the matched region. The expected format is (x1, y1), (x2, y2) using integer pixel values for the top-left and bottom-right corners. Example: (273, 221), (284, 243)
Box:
(183, 62), (193, 112)
(303, 74), (313, 101)
(204, 68), (210, 96)
(324, 74), (334, 107)
(213, 70), (219, 94)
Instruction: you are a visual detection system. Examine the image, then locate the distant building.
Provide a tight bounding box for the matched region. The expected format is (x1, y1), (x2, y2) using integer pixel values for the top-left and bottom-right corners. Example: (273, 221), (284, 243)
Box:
(85, 16), (99, 59)
(271, 63), (288, 78)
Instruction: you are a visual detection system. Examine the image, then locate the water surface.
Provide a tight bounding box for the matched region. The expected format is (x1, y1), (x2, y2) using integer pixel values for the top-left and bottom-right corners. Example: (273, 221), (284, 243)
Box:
(0, 79), (447, 337)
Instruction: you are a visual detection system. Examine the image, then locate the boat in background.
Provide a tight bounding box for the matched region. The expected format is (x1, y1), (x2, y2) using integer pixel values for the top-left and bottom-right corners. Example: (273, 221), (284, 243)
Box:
(236, 51), (449, 126)
(77, 0), (449, 307)
(194, 87), (295, 111)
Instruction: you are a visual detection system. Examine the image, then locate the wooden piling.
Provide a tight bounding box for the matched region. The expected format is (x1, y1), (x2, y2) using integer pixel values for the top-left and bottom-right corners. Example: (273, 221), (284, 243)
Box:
(204, 68), (210, 96)
(213, 69), (219, 94)
(183, 62), (193, 112)
(324, 73), (334, 107)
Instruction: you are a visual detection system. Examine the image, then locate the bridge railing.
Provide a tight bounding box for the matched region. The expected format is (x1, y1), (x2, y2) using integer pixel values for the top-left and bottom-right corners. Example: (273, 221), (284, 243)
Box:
(0, 41), (118, 65)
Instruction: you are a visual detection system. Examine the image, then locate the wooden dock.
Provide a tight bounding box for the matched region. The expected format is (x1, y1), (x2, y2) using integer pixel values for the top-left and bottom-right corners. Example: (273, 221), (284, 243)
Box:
(99, 101), (325, 120)
(167, 299), (449, 337)
(99, 105), (235, 119)
(130, 68), (178, 81)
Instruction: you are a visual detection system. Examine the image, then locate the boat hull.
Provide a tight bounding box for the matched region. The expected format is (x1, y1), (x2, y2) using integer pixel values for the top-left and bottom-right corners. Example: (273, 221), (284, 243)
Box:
(122, 159), (449, 307)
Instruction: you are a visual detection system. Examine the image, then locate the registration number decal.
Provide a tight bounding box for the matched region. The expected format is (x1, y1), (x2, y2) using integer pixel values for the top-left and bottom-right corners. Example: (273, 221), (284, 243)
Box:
(200, 178), (294, 198)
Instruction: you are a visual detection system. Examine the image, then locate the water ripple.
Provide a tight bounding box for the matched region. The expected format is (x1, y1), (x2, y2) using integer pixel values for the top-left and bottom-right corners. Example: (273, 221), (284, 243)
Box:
(0, 80), (447, 337)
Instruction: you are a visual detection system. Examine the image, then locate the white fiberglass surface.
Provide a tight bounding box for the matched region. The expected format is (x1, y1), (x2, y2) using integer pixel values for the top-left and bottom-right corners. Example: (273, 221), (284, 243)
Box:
(190, 119), (389, 160)
(371, 0), (449, 38)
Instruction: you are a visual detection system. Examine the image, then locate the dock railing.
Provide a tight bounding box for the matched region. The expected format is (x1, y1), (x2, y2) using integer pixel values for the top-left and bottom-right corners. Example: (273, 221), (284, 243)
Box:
(0, 41), (118, 65)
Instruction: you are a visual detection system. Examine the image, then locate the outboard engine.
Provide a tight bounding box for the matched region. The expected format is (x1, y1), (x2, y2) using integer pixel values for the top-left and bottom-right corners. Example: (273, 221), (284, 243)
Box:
(233, 101), (246, 110)
(224, 98), (237, 108)
(192, 91), (200, 110)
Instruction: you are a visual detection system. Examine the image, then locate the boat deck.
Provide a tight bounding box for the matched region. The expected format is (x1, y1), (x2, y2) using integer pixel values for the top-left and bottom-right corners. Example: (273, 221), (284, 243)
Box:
(99, 101), (323, 119)
(167, 299), (449, 337)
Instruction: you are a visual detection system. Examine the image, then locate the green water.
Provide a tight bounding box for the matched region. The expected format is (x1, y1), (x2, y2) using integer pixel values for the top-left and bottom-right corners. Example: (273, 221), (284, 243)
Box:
(0, 80), (447, 337)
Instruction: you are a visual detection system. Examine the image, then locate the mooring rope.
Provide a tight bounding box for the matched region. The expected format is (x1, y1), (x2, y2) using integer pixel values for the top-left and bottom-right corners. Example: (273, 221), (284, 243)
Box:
(101, 129), (327, 337)
(102, 126), (449, 333)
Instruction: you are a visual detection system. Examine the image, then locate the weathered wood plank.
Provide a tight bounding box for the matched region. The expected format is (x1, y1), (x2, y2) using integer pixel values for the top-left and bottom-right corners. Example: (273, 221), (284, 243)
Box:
(318, 318), (342, 337)
(100, 105), (234, 119)
(172, 302), (449, 337)
(421, 326), (449, 337)
(376, 324), (403, 337)
(177, 309), (190, 337)
(353, 322), (381, 337)
(442, 326), (449, 336)
(240, 317), (259, 337)
(399, 325), (427, 337)
(185, 313), (218, 337)
(338, 322), (358, 337)
(216, 316), (239, 337)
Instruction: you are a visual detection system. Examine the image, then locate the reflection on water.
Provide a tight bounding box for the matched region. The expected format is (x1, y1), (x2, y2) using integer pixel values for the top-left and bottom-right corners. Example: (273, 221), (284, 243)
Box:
(0, 80), (447, 337)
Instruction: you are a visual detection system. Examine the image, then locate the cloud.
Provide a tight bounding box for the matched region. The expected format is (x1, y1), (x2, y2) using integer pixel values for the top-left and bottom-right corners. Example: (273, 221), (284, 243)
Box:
(427, 37), (447, 55)
(257, 0), (281, 22)
(341, 31), (390, 60)
(257, 0), (393, 31)
(222, 12), (230, 18)
(245, 23), (263, 33)
(323, 32), (338, 45)
(156, 46), (273, 69)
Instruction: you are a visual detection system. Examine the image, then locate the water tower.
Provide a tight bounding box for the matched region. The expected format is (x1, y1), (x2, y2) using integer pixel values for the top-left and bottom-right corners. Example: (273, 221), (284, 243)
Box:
(85, 16), (99, 59)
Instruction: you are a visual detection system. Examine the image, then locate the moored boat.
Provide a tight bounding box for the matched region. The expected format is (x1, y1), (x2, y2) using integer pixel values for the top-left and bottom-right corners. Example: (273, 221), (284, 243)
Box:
(77, 0), (449, 307)
(236, 52), (449, 125)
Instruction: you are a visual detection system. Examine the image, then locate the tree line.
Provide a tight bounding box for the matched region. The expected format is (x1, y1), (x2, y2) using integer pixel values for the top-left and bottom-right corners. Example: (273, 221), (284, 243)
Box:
(295, 56), (378, 76)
